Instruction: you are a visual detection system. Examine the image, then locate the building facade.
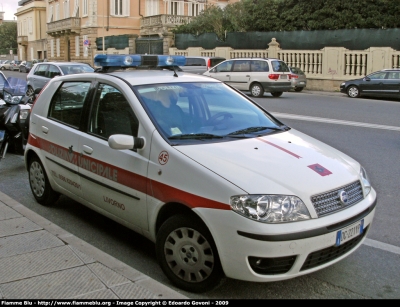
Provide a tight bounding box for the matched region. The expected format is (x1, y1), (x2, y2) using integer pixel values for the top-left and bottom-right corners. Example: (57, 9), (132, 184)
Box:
(16, 0), (237, 65)
(16, 0), (47, 61)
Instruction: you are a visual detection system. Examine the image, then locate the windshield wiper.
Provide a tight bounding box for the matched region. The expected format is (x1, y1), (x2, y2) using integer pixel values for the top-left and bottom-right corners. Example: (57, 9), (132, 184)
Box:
(227, 126), (283, 136)
(168, 133), (224, 140)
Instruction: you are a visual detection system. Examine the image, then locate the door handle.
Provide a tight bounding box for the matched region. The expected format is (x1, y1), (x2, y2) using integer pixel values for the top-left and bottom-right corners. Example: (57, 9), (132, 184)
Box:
(82, 145), (93, 155)
(41, 126), (49, 134)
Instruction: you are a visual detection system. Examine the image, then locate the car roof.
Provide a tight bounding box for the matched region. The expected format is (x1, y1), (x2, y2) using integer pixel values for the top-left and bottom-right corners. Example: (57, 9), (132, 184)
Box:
(50, 69), (220, 86)
(37, 62), (89, 66)
(185, 56), (225, 59)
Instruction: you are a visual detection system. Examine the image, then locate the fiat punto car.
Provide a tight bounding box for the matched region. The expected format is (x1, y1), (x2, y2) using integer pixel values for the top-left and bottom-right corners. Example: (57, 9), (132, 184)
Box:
(25, 54), (376, 293)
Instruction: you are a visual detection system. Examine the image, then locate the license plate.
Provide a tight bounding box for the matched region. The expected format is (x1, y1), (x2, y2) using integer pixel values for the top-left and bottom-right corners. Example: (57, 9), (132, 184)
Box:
(280, 75), (287, 79)
(335, 219), (364, 246)
(299, 82), (305, 84)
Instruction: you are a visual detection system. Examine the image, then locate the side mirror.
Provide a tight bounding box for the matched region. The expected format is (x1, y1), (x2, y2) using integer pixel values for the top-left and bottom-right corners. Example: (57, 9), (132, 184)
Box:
(363, 77), (371, 81)
(108, 134), (146, 150)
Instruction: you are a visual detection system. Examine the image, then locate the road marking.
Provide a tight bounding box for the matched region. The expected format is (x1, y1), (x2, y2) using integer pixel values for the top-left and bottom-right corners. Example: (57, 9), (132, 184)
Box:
(363, 238), (400, 255)
(271, 112), (400, 132)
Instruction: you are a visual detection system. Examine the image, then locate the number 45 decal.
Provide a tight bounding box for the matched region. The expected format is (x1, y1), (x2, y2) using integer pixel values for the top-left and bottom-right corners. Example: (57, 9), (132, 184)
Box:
(158, 151), (169, 165)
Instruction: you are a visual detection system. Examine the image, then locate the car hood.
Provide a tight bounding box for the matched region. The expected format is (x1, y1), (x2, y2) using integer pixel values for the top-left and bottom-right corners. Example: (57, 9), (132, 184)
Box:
(175, 129), (360, 198)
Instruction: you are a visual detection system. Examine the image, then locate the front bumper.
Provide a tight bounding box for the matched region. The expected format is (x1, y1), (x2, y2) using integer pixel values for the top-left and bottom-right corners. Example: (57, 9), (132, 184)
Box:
(195, 188), (376, 282)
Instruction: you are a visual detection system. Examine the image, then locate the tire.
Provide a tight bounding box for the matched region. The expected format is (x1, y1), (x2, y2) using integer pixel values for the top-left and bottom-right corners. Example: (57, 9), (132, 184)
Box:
(156, 214), (223, 293)
(271, 92), (283, 97)
(250, 83), (264, 98)
(26, 86), (35, 98)
(1, 67), (4, 70)
(28, 156), (60, 206)
(347, 85), (360, 98)
(294, 87), (304, 92)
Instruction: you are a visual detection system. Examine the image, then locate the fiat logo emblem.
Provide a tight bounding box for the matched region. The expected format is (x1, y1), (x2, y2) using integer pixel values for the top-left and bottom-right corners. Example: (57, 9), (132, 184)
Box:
(338, 190), (349, 206)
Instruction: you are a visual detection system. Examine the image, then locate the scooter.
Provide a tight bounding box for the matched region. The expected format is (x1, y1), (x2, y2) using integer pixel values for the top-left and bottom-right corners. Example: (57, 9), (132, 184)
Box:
(0, 77), (32, 161)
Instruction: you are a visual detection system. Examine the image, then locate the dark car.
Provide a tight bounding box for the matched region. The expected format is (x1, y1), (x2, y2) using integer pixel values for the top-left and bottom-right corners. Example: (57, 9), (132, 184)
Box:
(340, 69), (400, 98)
(19, 61), (33, 73)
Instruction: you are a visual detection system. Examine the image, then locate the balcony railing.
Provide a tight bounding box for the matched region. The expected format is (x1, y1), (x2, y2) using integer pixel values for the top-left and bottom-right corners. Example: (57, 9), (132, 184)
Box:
(17, 36), (28, 46)
(141, 14), (193, 29)
(47, 17), (81, 35)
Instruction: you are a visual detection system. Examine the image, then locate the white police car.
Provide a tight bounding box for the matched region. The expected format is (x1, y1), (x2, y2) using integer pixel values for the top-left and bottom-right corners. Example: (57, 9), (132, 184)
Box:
(25, 54), (377, 293)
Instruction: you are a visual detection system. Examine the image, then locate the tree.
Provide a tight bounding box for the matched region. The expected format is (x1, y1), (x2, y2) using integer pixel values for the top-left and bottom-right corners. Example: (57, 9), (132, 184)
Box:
(0, 22), (18, 55)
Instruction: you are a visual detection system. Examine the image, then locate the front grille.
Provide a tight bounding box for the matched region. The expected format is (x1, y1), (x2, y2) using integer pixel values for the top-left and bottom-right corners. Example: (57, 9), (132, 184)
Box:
(248, 255), (296, 275)
(300, 226), (368, 271)
(311, 181), (364, 217)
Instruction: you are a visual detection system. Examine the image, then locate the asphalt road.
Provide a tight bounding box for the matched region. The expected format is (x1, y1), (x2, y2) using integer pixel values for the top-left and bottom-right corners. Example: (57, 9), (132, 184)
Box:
(1, 72), (399, 299)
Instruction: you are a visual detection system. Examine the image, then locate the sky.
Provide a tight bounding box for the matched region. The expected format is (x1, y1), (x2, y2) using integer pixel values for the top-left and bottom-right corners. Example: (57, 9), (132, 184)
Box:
(1, 1), (19, 21)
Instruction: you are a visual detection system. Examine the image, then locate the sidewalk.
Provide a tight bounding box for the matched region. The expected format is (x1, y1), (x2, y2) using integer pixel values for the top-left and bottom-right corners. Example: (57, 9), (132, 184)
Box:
(0, 191), (188, 300)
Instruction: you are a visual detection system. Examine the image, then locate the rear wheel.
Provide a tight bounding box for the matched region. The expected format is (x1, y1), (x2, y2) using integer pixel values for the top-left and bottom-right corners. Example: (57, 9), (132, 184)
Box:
(250, 83), (264, 98)
(347, 85), (360, 98)
(294, 87), (304, 92)
(271, 92), (283, 97)
(156, 214), (223, 293)
(29, 156), (60, 206)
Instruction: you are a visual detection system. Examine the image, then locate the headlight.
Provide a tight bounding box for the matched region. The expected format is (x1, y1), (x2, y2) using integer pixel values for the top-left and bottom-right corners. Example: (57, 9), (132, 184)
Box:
(4, 93), (23, 105)
(230, 195), (311, 223)
(360, 166), (371, 196)
(340, 82), (345, 86)
(19, 109), (30, 120)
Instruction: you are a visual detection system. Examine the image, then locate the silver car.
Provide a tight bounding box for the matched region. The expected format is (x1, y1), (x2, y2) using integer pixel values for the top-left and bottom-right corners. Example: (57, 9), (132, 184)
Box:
(179, 56), (225, 74)
(26, 62), (94, 97)
(289, 66), (307, 92)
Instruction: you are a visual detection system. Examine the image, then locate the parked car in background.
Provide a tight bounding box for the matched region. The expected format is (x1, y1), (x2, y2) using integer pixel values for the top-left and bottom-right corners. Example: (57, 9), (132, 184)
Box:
(11, 60), (22, 71)
(179, 56), (225, 74)
(204, 57), (292, 97)
(289, 66), (307, 92)
(340, 69), (400, 99)
(0, 60), (11, 70)
(26, 62), (95, 97)
(19, 61), (33, 73)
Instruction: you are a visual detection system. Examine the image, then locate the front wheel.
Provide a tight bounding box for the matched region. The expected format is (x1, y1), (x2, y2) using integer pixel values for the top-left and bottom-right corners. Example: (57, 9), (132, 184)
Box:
(271, 92), (283, 97)
(29, 156), (60, 206)
(156, 214), (223, 293)
(1, 67), (5, 70)
(347, 85), (360, 98)
(26, 86), (35, 98)
(250, 83), (264, 98)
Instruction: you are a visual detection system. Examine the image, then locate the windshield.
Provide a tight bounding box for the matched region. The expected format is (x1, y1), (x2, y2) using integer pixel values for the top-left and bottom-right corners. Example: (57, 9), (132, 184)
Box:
(4, 77), (27, 96)
(59, 64), (95, 75)
(135, 82), (287, 144)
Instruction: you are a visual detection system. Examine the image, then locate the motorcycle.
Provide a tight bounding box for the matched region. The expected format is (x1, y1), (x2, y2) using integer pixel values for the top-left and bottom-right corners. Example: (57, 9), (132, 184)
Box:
(0, 76), (32, 160)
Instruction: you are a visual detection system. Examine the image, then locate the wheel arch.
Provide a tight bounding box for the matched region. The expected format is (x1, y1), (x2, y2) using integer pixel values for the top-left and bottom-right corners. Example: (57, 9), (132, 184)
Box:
(155, 202), (204, 235)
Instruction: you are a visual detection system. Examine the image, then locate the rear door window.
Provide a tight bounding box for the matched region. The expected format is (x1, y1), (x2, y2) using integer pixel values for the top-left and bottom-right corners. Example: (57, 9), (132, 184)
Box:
(215, 61), (233, 72)
(232, 60), (251, 72)
(48, 82), (92, 128)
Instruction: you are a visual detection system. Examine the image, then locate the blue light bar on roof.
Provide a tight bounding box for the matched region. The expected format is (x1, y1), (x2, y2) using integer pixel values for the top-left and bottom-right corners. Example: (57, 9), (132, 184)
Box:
(94, 54), (186, 68)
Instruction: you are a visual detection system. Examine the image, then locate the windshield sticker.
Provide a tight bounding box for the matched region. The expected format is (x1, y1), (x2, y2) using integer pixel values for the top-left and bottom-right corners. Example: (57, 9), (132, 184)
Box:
(308, 164), (332, 176)
(158, 151), (169, 165)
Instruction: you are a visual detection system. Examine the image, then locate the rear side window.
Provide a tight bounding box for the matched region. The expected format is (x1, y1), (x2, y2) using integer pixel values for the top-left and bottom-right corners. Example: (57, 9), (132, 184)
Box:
(251, 60), (269, 72)
(48, 82), (91, 128)
(185, 58), (206, 66)
(290, 67), (304, 74)
(271, 61), (290, 72)
(34, 64), (49, 77)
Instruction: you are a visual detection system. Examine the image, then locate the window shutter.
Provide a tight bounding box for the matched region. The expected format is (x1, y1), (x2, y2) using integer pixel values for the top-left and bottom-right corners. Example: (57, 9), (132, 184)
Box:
(28, 18), (33, 34)
(123, 0), (130, 16)
(73, 0), (79, 17)
(178, 1), (183, 15)
(111, 0), (115, 15)
(49, 6), (54, 22)
(55, 4), (59, 21)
